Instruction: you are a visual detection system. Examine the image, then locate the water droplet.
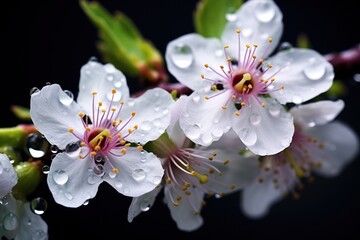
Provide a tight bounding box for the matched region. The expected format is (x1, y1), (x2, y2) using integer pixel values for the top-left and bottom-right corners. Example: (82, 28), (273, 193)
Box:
(152, 176), (162, 185)
(33, 230), (47, 240)
(94, 164), (105, 177)
(0, 195), (9, 205)
(30, 87), (40, 96)
(50, 145), (59, 153)
(65, 142), (80, 154)
(3, 213), (18, 231)
(211, 128), (223, 138)
(127, 101), (135, 107)
(65, 191), (73, 200)
(303, 63), (326, 80)
(153, 118), (161, 127)
(268, 102), (281, 117)
(89, 56), (98, 62)
(226, 13), (237, 22)
(171, 43), (194, 69)
(162, 108), (169, 115)
(42, 165), (50, 174)
(192, 94), (200, 103)
(114, 80), (123, 88)
(115, 180), (123, 189)
(308, 121), (316, 127)
(30, 197), (48, 215)
(26, 133), (49, 158)
(215, 193), (222, 199)
(88, 174), (101, 185)
(201, 133), (213, 145)
(249, 113), (262, 125)
(185, 125), (201, 140)
(292, 95), (302, 104)
(132, 169), (146, 181)
(278, 42), (293, 52)
(107, 91), (122, 102)
(215, 49), (224, 57)
(141, 121), (152, 131)
(241, 28), (253, 37)
(140, 201), (151, 212)
(53, 170), (68, 185)
(353, 73), (360, 83)
(213, 118), (219, 124)
(238, 128), (257, 146)
(106, 73), (114, 82)
(59, 90), (74, 106)
(108, 171), (117, 179)
(255, 2), (276, 22)
(27, 219), (32, 226)
(123, 187), (130, 194)
(83, 199), (90, 206)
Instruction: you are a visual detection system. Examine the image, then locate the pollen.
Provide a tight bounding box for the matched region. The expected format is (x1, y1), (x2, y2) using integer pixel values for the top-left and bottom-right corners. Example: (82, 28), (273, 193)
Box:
(235, 111), (240, 116)
(221, 105), (227, 110)
(121, 148), (127, 154)
(112, 168), (119, 174)
(98, 102), (103, 107)
(211, 85), (217, 91)
(261, 102), (266, 108)
(223, 160), (230, 165)
(236, 29), (241, 33)
(68, 128), (74, 133)
(120, 140), (126, 145)
(79, 112), (85, 117)
(91, 91), (97, 95)
(131, 112), (136, 117)
(134, 124), (138, 130)
(224, 45), (229, 49)
(120, 101), (124, 105)
(268, 38), (273, 43)
(137, 145), (143, 151)
(201, 74), (205, 79)
(112, 88), (116, 94)
(204, 64), (209, 68)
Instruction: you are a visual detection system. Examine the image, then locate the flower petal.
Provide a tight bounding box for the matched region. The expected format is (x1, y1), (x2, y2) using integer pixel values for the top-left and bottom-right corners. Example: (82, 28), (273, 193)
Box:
(15, 202), (48, 240)
(0, 154), (18, 198)
(30, 84), (83, 149)
(232, 97), (294, 155)
(120, 88), (174, 145)
(104, 148), (164, 197)
(290, 100), (344, 128)
(127, 186), (162, 223)
(222, 0), (283, 60)
(179, 91), (235, 146)
(266, 48), (334, 104)
(167, 95), (188, 147)
(307, 121), (359, 177)
(47, 152), (101, 208)
(241, 175), (284, 219)
(77, 60), (130, 115)
(164, 186), (204, 232)
(165, 33), (223, 92)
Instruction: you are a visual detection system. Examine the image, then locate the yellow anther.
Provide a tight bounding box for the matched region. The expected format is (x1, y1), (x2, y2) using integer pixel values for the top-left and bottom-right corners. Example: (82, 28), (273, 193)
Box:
(209, 168), (215, 174)
(248, 84), (253, 89)
(173, 202), (179, 207)
(134, 124), (138, 130)
(222, 105), (227, 110)
(230, 184), (236, 190)
(101, 109), (106, 113)
(166, 178), (172, 184)
(128, 129), (133, 134)
(194, 210), (200, 215)
(245, 44), (250, 48)
(86, 127), (91, 131)
(176, 196), (182, 201)
(234, 73), (252, 93)
(235, 111), (240, 116)
(226, 58), (232, 62)
(185, 190), (191, 195)
(268, 64), (273, 68)
(98, 102), (102, 107)
(261, 102), (265, 108)
(91, 91), (97, 95)
(79, 154), (83, 158)
(241, 102), (246, 107)
(236, 29), (241, 33)
(204, 64), (209, 68)
(220, 65), (224, 69)
(112, 120), (117, 126)
(121, 148), (127, 154)
(125, 143), (131, 147)
(112, 88), (116, 94)
(252, 55), (257, 59)
(131, 112), (136, 117)
(268, 38), (273, 43)
(117, 133), (121, 138)
(224, 45), (229, 49)
(79, 112), (85, 117)
(201, 74), (205, 79)
(212, 152), (217, 156)
(119, 119), (123, 123)
(270, 78), (275, 82)
(68, 128), (74, 133)
(280, 85), (285, 89)
(232, 95), (236, 100)
(120, 140), (126, 145)
(90, 151), (96, 156)
(112, 168), (119, 174)
(120, 101), (124, 105)
(137, 145), (143, 151)
(208, 157), (213, 161)
(253, 44), (258, 48)
(211, 85), (217, 91)
(80, 141), (86, 147)
(223, 160), (230, 165)
(94, 146), (101, 151)
(111, 107), (116, 112)
(204, 96), (209, 100)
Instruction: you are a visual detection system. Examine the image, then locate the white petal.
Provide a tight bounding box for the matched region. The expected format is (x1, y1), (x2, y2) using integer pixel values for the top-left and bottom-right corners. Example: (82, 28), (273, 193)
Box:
(179, 91), (234, 146)
(47, 152), (101, 208)
(241, 176), (284, 219)
(120, 88), (174, 145)
(0, 154), (17, 198)
(164, 186), (204, 232)
(307, 121), (359, 177)
(77, 60), (130, 114)
(127, 186), (162, 223)
(232, 97), (294, 155)
(167, 95), (188, 147)
(222, 0), (283, 60)
(30, 84), (83, 149)
(266, 48), (334, 104)
(0, 195), (18, 239)
(104, 148), (164, 197)
(15, 202), (48, 240)
(165, 33), (223, 92)
(290, 100), (344, 128)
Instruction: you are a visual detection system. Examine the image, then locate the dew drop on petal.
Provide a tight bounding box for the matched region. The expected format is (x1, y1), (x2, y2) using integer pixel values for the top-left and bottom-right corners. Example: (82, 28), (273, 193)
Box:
(88, 174), (101, 185)
(171, 43), (194, 69)
(83, 199), (89, 206)
(278, 42), (293, 52)
(60, 90), (74, 106)
(50, 145), (59, 153)
(152, 176), (162, 185)
(185, 125), (201, 140)
(108, 171), (117, 179)
(201, 133), (213, 145)
(53, 170), (68, 185)
(115, 180), (123, 189)
(192, 94), (200, 103)
(128, 101), (135, 107)
(238, 128), (257, 146)
(140, 201), (151, 212)
(255, 1), (276, 22)
(353, 73), (360, 83)
(65, 142), (80, 155)
(141, 121), (152, 131)
(26, 133), (49, 158)
(132, 169), (146, 182)
(3, 213), (18, 231)
(308, 121), (316, 127)
(42, 165), (50, 174)
(215, 49), (224, 57)
(303, 63), (326, 80)
(123, 187), (130, 194)
(268, 103), (281, 117)
(33, 230), (47, 240)
(140, 150), (147, 162)
(249, 113), (262, 125)
(30, 87), (40, 96)
(30, 197), (48, 215)
(93, 164), (105, 177)
(241, 28), (253, 37)
(65, 191), (73, 200)
(106, 73), (114, 82)
(211, 128), (224, 138)
(292, 95), (302, 104)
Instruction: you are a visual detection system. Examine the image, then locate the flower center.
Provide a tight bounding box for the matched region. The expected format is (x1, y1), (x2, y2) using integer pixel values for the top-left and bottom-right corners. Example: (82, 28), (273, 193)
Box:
(233, 72), (252, 93)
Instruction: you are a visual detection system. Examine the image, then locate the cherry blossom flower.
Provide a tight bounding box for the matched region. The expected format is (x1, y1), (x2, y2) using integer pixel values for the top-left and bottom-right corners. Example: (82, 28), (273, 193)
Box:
(165, 0), (333, 155)
(0, 194), (48, 240)
(241, 99), (359, 218)
(127, 95), (258, 231)
(30, 59), (174, 207)
(0, 153), (17, 199)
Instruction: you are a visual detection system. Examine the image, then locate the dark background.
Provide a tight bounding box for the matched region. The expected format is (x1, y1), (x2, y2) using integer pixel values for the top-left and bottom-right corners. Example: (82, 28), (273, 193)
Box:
(1, 0), (360, 239)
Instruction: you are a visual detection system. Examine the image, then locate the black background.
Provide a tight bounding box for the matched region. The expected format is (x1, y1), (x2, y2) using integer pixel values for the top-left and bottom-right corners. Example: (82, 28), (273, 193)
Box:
(1, 0), (360, 239)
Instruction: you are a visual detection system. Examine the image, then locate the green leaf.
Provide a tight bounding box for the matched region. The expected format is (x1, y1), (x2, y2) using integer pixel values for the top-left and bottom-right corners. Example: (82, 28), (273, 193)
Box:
(194, 0), (243, 38)
(80, 0), (167, 83)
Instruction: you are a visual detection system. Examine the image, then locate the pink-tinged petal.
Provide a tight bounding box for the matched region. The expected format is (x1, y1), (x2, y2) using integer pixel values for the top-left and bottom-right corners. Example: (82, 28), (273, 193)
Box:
(241, 175), (284, 219)
(0, 154), (17, 198)
(222, 0), (283, 60)
(15, 202), (48, 240)
(30, 84), (83, 150)
(77, 60), (130, 115)
(167, 95), (188, 147)
(127, 186), (162, 223)
(266, 48), (334, 104)
(165, 33), (223, 92)
(290, 100), (344, 128)
(47, 152), (101, 208)
(164, 186), (204, 232)
(179, 91), (235, 146)
(232, 97), (294, 155)
(120, 88), (174, 145)
(307, 121), (359, 177)
(104, 148), (164, 197)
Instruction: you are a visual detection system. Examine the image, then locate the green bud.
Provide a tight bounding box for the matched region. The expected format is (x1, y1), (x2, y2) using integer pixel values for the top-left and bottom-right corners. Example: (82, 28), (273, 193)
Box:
(0, 124), (37, 149)
(0, 146), (22, 166)
(12, 160), (43, 201)
(10, 105), (31, 121)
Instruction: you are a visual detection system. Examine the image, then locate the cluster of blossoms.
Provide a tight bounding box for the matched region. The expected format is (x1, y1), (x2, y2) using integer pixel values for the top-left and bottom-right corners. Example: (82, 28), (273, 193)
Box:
(1, 0), (358, 237)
